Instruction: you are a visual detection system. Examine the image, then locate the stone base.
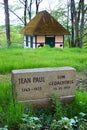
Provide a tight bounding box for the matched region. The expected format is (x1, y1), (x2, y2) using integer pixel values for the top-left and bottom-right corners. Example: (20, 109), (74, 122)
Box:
(18, 95), (75, 108)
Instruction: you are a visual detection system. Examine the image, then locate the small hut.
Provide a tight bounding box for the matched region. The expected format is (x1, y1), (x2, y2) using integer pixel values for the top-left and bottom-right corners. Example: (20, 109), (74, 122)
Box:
(20, 10), (69, 48)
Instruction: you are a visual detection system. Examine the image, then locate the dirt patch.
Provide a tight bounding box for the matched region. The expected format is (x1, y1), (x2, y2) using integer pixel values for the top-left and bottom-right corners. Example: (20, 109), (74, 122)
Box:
(76, 71), (87, 91)
(0, 74), (11, 83)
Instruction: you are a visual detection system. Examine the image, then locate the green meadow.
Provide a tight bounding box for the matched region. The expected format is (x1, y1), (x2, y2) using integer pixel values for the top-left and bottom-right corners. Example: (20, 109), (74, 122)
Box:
(0, 46), (87, 74)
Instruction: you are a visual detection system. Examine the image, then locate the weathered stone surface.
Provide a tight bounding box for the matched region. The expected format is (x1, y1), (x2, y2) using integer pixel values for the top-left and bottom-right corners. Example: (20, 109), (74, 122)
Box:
(11, 67), (76, 105)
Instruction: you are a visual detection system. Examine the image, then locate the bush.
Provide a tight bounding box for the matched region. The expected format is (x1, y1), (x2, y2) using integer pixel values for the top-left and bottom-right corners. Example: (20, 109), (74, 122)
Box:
(50, 112), (87, 130)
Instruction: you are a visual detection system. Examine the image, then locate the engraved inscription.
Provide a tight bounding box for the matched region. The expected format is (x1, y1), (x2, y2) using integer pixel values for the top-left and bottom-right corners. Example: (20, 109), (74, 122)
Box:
(48, 75), (73, 91)
(22, 88), (30, 92)
(18, 77), (45, 84)
(19, 78), (31, 84)
(49, 80), (73, 86)
(11, 67), (76, 102)
(19, 75), (73, 93)
(57, 75), (65, 79)
(33, 77), (45, 83)
(22, 87), (42, 92)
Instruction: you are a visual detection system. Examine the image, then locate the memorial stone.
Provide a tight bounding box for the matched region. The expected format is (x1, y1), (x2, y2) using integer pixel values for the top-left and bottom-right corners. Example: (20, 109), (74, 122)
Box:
(11, 67), (76, 106)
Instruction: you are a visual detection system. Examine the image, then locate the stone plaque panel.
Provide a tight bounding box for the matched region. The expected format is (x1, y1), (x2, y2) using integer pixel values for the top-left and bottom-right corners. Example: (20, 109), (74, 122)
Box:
(11, 67), (76, 103)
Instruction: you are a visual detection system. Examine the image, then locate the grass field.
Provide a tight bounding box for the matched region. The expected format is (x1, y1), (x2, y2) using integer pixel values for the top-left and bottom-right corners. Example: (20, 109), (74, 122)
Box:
(0, 46), (87, 74)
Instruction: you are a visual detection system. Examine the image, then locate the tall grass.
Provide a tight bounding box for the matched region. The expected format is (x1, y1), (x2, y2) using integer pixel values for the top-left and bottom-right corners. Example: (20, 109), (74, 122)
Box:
(0, 47), (87, 74)
(0, 81), (24, 129)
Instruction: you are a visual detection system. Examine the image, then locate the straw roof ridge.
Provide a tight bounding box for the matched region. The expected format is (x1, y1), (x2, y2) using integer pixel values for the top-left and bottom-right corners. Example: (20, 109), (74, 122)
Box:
(20, 10), (70, 35)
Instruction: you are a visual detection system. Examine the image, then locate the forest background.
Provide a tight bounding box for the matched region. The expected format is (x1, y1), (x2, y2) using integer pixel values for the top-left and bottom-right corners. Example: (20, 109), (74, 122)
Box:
(0, 0), (87, 48)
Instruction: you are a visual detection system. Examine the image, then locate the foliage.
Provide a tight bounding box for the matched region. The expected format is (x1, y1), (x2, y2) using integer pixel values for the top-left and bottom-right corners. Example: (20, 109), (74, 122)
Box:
(19, 114), (42, 130)
(50, 112), (87, 130)
(50, 8), (67, 28)
(0, 82), (12, 110)
(50, 117), (73, 130)
(51, 93), (62, 119)
(5, 102), (24, 129)
(34, 107), (53, 129)
(0, 25), (23, 48)
(71, 112), (87, 130)
(0, 125), (8, 130)
(63, 91), (87, 118)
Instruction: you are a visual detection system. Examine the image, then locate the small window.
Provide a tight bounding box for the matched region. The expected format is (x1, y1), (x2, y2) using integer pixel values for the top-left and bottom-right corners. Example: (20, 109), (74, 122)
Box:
(60, 44), (63, 47)
(38, 43), (44, 48)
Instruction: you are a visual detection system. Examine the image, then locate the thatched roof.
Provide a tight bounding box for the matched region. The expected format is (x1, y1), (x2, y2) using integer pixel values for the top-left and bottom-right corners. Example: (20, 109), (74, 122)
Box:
(20, 10), (69, 35)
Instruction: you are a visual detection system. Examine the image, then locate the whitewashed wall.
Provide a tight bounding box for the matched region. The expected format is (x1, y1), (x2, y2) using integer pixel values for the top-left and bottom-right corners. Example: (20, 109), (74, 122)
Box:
(24, 36), (35, 48)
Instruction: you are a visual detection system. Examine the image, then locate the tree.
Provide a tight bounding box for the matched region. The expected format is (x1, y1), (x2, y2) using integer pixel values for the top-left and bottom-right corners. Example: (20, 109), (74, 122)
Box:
(3, 0), (11, 47)
(66, 0), (71, 47)
(19, 0), (34, 25)
(24, 0), (27, 25)
(28, 0), (34, 21)
(12, 0), (43, 24)
(70, 0), (75, 47)
(79, 0), (85, 48)
(18, 0), (28, 25)
(70, 0), (86, 48)
(35, 0), (43, 14)
(1, 0), (43, 27)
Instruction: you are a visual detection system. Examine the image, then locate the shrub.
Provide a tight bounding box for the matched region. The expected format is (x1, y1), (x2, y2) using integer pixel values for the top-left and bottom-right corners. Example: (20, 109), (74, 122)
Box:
(50, 112), (87, 130)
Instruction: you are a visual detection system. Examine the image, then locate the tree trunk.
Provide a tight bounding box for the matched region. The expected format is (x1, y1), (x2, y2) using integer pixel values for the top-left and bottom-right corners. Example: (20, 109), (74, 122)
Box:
(67, 0), (71, 47)
(4, 0), (11, 47)
(71, 0), (75, 47)
(36, 0), (39, 14)
(27, 0), (33, 21)
(75, 0), (81, 47)
(35, 0), (43, 14)
(74, 10), (79, 47)
(24, 0), (27, 26)
(70, 0), (85, 48)
(79, 0), (85, 48)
